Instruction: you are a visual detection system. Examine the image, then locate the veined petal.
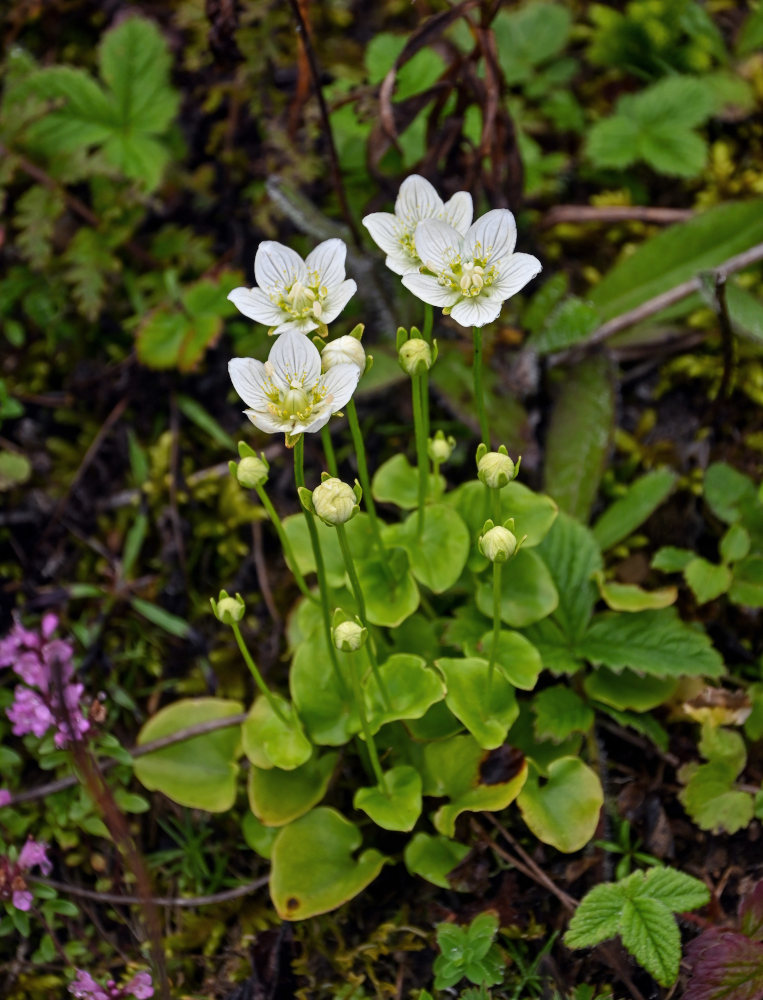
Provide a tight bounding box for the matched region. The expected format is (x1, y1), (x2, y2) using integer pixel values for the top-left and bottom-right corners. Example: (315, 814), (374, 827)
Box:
(227, 286), (284, 326)
(272, 317), (319, 335)
(269, 331), (321, 389)
(450, 294), (504, 328)
(301, 405), (334, 434)
(402, 272), (461, 307)
(413, 219), (462, 274)
(245, 408), (288, 434)
(254, 241), (306, 294)
(321, 279), (357, 324)
(228, 357), (270, 409)
(491, 252), (542, 299)
(322, 362), (360, 411)
(362, 212), (403, 256)
(305, 238), (347, 288)
(396, 174), (443, 226)
(385, 250), (420, 275)
(443, 191), (473, 234)
(465, 209), (517, 264)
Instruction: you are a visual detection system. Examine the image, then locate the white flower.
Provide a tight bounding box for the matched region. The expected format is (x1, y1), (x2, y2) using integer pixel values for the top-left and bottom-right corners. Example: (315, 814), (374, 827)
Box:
(362, 174), (473, 276)
(401, 209), (542, 328)
(228, 332), (360, 441)
(227, 238), (357, 335)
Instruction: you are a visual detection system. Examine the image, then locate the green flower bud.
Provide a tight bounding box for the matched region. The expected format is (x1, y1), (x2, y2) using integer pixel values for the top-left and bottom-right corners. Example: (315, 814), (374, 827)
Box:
(322, 335), (366, 374)
(311, 477), (359, 525)
(210, 590), (245, 624)
(479, 525), (517, 563)
(398, 338), (432, 376)
(333, 619), (367, 652)
(236, 455), (269, 488)
(477, 450), (516, 489)
(428, 430), (456, 464)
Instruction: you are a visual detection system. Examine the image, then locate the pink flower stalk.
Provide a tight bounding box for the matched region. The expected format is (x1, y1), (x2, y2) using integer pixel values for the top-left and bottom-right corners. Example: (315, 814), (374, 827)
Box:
(0, 838), (52, 911)
(69, 969), (153, 999)
(0, 613), (89, 747)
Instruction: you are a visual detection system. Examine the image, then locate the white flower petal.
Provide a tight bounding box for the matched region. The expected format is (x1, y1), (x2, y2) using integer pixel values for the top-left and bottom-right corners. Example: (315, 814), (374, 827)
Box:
(254, 242), (306, 295)
(450, 294), (504, 328)
(465, 209), (517, 264)
(321, 279), (357, 324)
(386, 250), (419, 276)
(269, 331), (321, 389)
(443, 191), (473, 234)
(322, 363), (360, 411)
(245, 408), (286, 434)
(228, 357), (270, 409)
(402, 272), (461, 307)
(272, 317), (318, 335)
(305, 238), (347, 288)
(413, 219), (462, 274)
(396, 174), (443, 226)
(227, 286), (284, 326)
(362, 212), (403, 256)
(301, 405), (334, 435)
(491, 253), (543, 299)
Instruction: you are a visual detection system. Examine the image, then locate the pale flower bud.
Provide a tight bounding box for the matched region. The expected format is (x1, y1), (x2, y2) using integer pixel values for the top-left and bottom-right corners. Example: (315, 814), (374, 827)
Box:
(236, 455), (269, 488)
(398, 338), (432, 376)
(321, 335), (366, 374)
(210, 590), (246, 625)
(312, 478), (358, 525)
(333, 619), (367, 652)
(428, 431), (456, 464)
(479, 525), (517, 563)
(478, 451), (516, 489)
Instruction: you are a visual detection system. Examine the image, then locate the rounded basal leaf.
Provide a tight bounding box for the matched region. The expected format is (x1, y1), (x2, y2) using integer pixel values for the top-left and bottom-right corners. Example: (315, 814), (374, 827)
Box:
(729, 556), (763, 608)
(384, 504), (470, 592)
(283, 512), (375, 588)
(134, 698), (243, 812)
(291, 629), (360, 745)
(475, 630), (542, 690)
(684, 557), (732, 605)
(372, 454), (444, 509)
(247, 751), (339, 826)
(0, 451), (32, 491)
(242, 812), (278, 860)
(364, 654), (445, 734)
(241, 694), (312, 770)
(407, 700), (464, 740)
(476, 548), (558, 627)
(584, 668), (678, 712)
(518, 757), (603, 853)
(355, 545), (420, 626)
(596, 574), (677, 612)
(404, 833), (470, 889)
(270, 808), (386, 920)
(436, 657), (519, 749)
(353, 765), (422, 831)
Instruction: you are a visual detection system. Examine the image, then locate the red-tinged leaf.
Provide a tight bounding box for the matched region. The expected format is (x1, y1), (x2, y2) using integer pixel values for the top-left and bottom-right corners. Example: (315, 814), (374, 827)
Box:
(740, 881), (763, 942)
(684, 929), (763, 1000)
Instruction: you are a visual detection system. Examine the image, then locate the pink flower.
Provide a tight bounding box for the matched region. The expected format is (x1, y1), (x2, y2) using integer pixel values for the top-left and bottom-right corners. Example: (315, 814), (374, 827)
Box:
(12, 887), (33, 911)
(18, 839), (52, 876)
(7, 686), (56, 739)
(69, 971), (109, 1000)
(124, 972), (153, 999)
(68, 969), (153, 1000)
(0, 790), (11, 807)
(0, 838), (52, 912)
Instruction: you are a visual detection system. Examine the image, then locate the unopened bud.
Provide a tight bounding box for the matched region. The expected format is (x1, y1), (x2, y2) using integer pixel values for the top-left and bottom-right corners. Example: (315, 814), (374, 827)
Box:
(479, 525), (517, 563)
(311, 477), (359, 525)
(322, 335), (366, 374)
(236, 455), (269, 488)
(398, 338), (432, 376)
(333, 619), (367, 652)
(210, 590), (245, 625)
(428, 430), (456, 464)
(477, 450), (516, 489)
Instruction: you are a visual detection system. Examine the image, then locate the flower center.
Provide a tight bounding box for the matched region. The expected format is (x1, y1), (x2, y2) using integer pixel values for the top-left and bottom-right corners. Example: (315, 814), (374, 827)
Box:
(277, 274), (328, 322)
(435, 253), (497, 298)
(262, 366), (331, 427)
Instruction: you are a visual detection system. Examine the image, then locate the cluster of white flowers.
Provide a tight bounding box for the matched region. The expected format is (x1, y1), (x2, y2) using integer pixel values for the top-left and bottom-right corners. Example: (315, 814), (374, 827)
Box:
(226, 174), (541, 437)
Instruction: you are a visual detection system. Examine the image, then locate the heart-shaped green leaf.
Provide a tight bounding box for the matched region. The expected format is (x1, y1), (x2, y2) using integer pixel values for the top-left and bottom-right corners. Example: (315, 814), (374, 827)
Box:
(241, 694), (312, 770)
(134, 697), (243, 812)
(476, 548), (558, 627)
(371, 454), (444, 508)
(270, 808), (386, 920)
(247, 751), (339, 826)
(364, 653), (445, 734)
(355, 545), (419, 626)
(473, 630), (543, 690)
(354, 765), (422, 831)
(518, 757), (603, 852)
(291, 626), (360, 746)
(404, 832), (470, 889)
(437, 657), (519, 749)
(384, 504), (470, 592)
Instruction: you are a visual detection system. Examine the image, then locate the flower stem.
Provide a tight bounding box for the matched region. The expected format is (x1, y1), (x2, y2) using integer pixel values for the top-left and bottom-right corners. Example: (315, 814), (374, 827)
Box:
(254, 483), (318, 605)
(412, 373), (429, 536)
(230, 621), (288, 723)
(487, 560), (502, 695)
(293, 435), (348, 696)
(346, 654), (387, 793)
(346, 399), (390, 567)
(473, 325), (491, 447)
(321, 423), (339, 477)
(422, 302), (434, 343)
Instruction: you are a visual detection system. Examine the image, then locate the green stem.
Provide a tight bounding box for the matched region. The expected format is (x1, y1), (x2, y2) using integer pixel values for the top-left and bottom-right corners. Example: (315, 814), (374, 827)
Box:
(491, 485), (502, 524)
(336, 523), (392, 709)
(347, 654), (387, 793)
(412, 373), (429, 536)
(254, 483), (318, 605)
(231, 621), (288, 723)
(346, 399), (390, 568)
(293, 436), (348, 696)
(321, 423), (339, 478)
(473, 325), (490, 447)
(487, 560), (502, 695)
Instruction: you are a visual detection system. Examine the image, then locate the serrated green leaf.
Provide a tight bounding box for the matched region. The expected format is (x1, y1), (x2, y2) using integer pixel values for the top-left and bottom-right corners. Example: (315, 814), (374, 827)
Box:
(593, 469), (677, 551)
(13, 185), (65, 270)
(533, 685), (594, 742)
(737, 3), (763, 56)
(565, 881), (626, 948)
(730, 557), (763, 609)
(620, 895), (680, 986)
(584, 668), (677, 712)
(493, 3), (572, 84)
(680, 759), (754, 834)
(544, 356), (615, 523)
(536, 513), (602, 640)
(652, 546), (695, 573)
(638, 867), (710, 913)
